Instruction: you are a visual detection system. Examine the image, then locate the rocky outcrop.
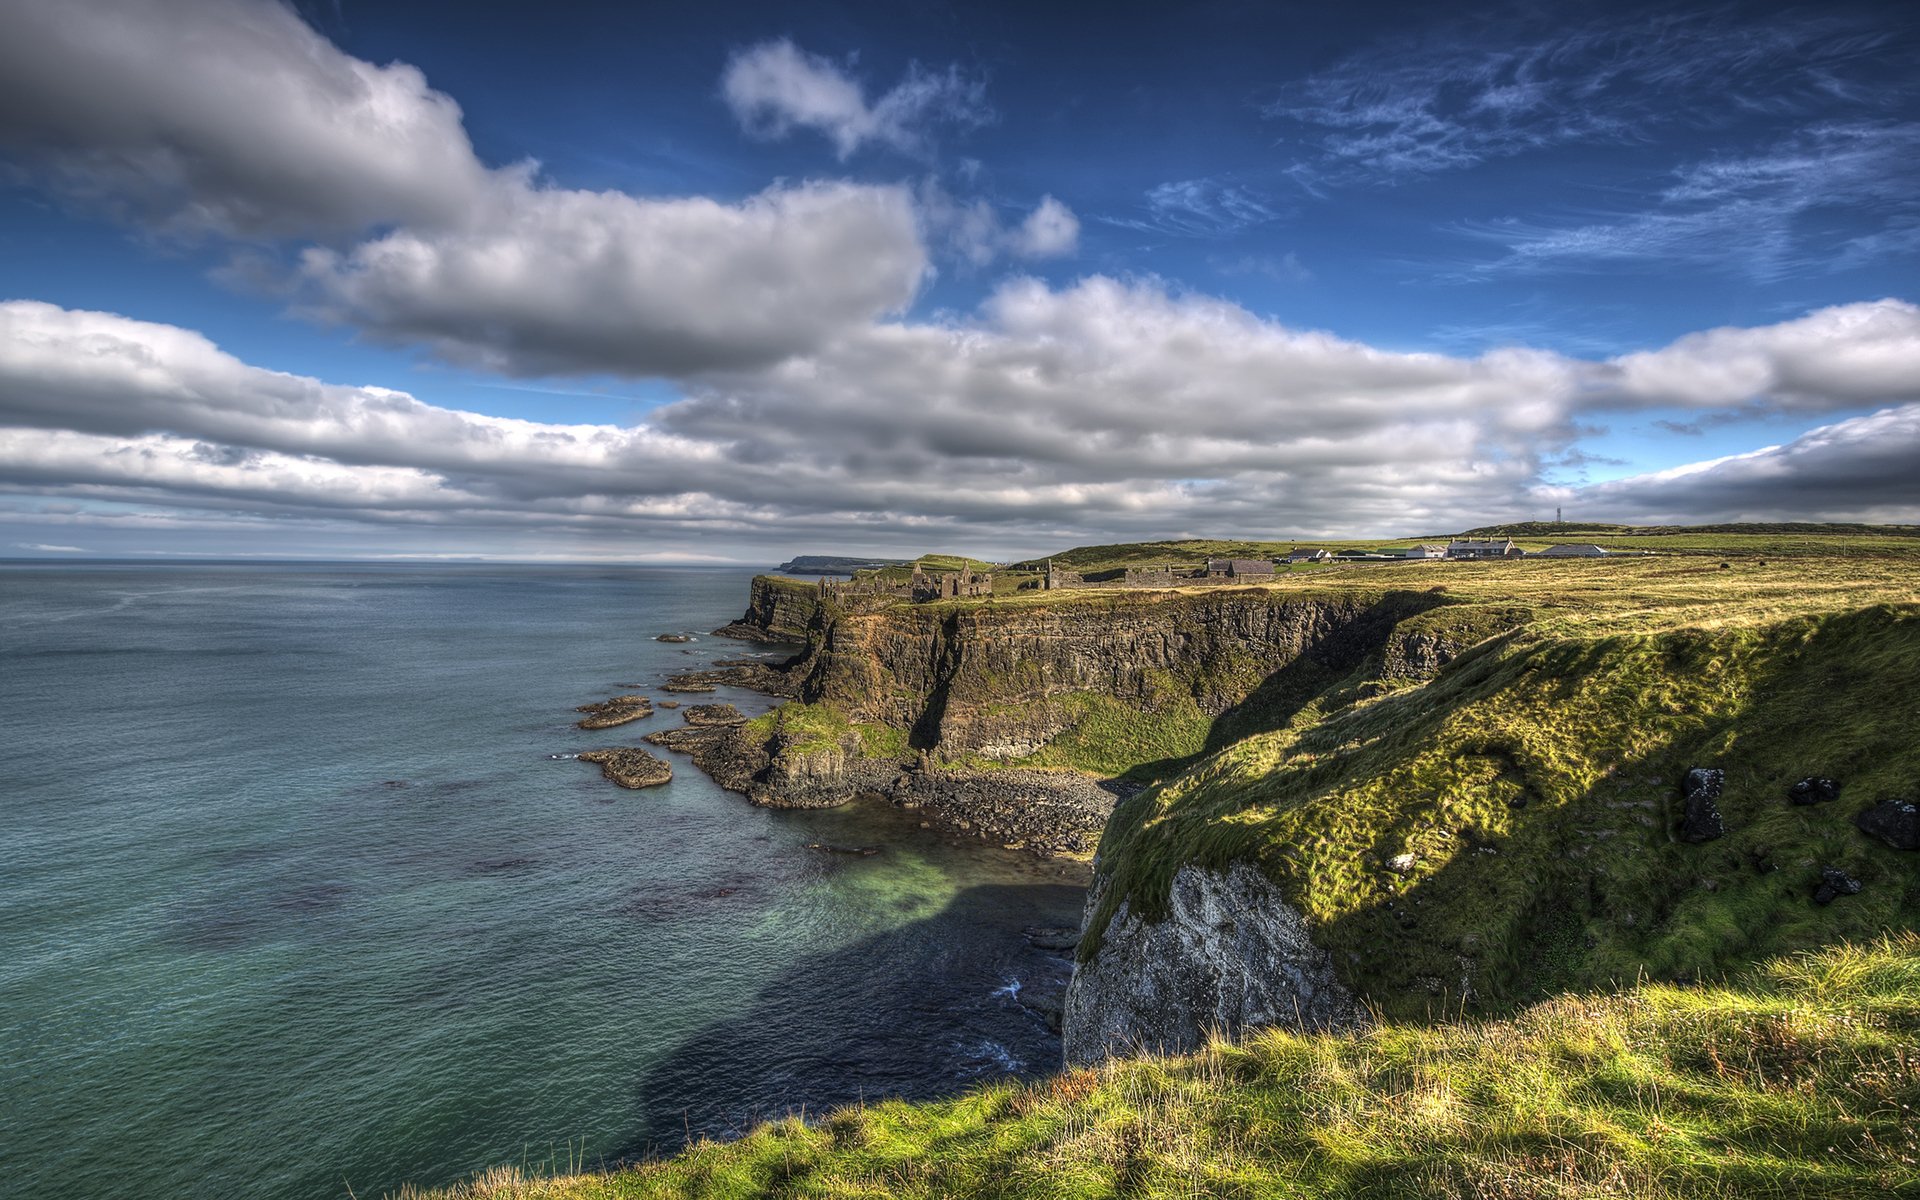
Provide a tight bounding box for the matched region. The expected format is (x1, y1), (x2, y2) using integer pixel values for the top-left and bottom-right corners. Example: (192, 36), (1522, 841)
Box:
(579, 747), (672, 789)
(1856, 800), (1920, 850)
(1063, 862), (1361, 1066)
(663, 664), (801, 697)
(712, 576), (823, 643)
(1678, 768), (1726, 842)
(574, 695), (653, 730)
(888, 766), (1121, 856)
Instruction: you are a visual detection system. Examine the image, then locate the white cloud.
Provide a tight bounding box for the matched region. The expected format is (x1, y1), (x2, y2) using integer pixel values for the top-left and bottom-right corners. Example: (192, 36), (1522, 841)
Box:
(1269, 9), (1897, 189)
(3, 290), (1918, 557)
(294, 180), (928, 376)
(1104, 179), (1284, 238)
(0, 0), (489, 237)
(921, 187), (1080, 266)
(721, 39), (990, 160)
(0, 0), (931, 376)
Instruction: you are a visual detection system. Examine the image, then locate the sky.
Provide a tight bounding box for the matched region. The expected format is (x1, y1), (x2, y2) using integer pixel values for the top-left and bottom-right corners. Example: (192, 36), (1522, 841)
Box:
(0, 0), (1917, 563)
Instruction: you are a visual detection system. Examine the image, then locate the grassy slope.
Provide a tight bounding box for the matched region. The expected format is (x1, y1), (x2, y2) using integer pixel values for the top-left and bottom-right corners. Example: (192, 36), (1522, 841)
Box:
(405, 937), (1920, 1199)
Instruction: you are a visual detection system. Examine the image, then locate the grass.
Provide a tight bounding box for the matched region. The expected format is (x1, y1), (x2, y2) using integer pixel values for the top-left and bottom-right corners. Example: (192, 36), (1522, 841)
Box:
(398, 935), (1920, 1199)
(1082, 601), (1920, 1019)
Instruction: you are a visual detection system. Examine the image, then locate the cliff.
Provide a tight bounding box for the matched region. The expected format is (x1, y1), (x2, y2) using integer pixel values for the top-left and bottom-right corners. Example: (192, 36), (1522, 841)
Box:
(710, 574), (824, 642)
(698, 579), (1524, 854)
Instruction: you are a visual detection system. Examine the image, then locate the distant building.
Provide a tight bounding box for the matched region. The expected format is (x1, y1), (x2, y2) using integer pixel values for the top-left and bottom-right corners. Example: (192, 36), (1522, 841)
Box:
(1446, 537), (1523, 560)
(1207, 558), (1279, 578)
(1403, 544), (1447, 559)
(1536, 543), (1609, 558)
(1284, 548), (1332, 564)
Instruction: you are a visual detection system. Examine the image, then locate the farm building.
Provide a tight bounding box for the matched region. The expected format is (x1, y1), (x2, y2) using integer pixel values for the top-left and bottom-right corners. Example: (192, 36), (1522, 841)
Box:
(1446, 538), (1523, 559)
(1284, 548), (1332, 564)
(1402, 544), (1447, 559)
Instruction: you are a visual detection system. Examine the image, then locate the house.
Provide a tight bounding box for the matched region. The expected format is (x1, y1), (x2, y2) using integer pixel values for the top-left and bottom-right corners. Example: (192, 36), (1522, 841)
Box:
(1536, 543), (1609, 558)
(1284, 548), (1332, 564)
(1208, 558), (1279, 578)
(1446, 537), (1522, 559)
(1403, 544), (1447, 559)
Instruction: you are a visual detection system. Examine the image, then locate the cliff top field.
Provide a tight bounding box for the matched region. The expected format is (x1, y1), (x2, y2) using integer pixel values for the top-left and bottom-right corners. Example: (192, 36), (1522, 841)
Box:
(404, 935), (1920, 1199)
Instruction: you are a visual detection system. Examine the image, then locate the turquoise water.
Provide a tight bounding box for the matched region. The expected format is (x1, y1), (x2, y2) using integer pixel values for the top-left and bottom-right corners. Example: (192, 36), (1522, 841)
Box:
(0, 564), (1086, 1199)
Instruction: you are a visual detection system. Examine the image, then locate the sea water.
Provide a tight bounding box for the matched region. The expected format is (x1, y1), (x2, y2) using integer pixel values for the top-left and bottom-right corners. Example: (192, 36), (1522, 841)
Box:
(0, 563), (1085, 1199)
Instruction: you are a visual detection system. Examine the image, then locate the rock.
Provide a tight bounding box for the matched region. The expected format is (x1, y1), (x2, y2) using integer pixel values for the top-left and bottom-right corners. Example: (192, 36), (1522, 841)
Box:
(658, 700), (680, 709)
(1024, 926), (1080, 952)
(1855, 800), (1920, 850)
(1064, 862), (1362, 1066)
(1017, 978), (1070, 1032)
(578, 747), (672, 789)
(683, 703), (748, 727)
(655, 634), (694, 643)
(662, 663), (800, 696)
(574, 694), (654, 730)
(1813, 866), (1863, 905)
(658, 679), (717, 694)
(802, 843), (881, 856)
(1387, 852), (1418, 874)
(1678, 767), (1726, 843)
(1788, 777), (1841, 805)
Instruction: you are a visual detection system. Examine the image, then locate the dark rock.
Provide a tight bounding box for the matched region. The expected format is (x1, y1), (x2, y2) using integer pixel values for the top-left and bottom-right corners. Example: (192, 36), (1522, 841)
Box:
(1813, 866), (1863, 905)
(1017, 977), (1070, 1032)
(658, 700), (680, 709)
(683, 703), (748, 727)
(578, 747), (673, 789)
(1023, 925), (1080, 952)
(1855, 800), (1920, 850)
(1678, 767), (1725, 843)
(656, 633), (694, 643)
(802, 843), (881, 856)
(574, 694), (654, 730)
(663, 663), (799, 697)
(1787, 777), (1841, 806)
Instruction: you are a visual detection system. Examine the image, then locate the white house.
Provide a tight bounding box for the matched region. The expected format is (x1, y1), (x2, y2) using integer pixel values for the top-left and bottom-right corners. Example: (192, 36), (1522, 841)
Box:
(1536, 543), (1609, 558)
(1446, 537), (1523, 559)
(1403, 544), (1447, 559)
(1285, 548), (1332, 564)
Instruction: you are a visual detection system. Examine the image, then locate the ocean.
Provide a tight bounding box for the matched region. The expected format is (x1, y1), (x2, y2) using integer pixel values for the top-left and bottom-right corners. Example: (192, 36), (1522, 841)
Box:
(0, 563), (1085, 1199)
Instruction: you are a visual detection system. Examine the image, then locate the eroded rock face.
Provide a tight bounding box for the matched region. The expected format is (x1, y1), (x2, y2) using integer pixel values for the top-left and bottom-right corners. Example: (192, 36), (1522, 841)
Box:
(1062, 862), (1360, 1066)
(1679, 768), (1726, 842)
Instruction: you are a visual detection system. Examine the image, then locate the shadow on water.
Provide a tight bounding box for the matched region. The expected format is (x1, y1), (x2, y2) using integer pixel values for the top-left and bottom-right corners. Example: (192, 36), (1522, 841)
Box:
(620, 880), (1082, 1159)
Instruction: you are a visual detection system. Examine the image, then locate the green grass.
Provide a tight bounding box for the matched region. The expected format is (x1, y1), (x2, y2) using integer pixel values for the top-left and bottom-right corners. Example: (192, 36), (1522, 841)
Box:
(744, 701), (909, 759)
(1083, 602), (1920, 1019)
(400, 935), (1920, 1199)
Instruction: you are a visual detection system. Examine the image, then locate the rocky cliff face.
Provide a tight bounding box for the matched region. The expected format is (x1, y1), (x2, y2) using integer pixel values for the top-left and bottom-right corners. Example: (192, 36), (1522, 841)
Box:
(711, 576), (823, 643)
(1063, 862), (1361, 1066)
(780, 588), (1462, 759)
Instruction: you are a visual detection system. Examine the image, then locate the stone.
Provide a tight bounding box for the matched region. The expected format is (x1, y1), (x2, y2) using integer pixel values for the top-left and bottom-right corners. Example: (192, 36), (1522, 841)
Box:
(1855, 800), (1920, 851)
(1787, 777), (1841, 806)
(574, 694), (653, 730)
(683, 703), (748, 727)
(1813, 866), (1863, 905)
(1678, 767), (1726, 843)
(1063, 862), (1362, 1066)
(577, 747), (672, 789)
(1024, 925), (1080, 952)
(1387, 852), (1418, 874)
(655, 633), (694, 642)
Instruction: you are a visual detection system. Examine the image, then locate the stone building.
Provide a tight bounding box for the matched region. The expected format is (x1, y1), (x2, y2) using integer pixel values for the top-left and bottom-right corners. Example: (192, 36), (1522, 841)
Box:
(1446, 537), (1523, 559)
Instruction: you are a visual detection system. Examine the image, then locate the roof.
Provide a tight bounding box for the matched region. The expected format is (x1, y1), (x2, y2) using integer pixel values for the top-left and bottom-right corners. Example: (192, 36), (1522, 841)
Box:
(1228, 558), (1276, 571)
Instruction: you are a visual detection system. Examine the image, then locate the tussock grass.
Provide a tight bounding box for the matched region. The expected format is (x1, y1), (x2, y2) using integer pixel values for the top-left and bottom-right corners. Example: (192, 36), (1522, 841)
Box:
(398, 936), (1920, 1199)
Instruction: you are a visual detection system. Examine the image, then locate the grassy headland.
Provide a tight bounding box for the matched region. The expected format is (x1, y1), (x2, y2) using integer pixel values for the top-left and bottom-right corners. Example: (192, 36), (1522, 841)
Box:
(403, 936), (1920, 1199)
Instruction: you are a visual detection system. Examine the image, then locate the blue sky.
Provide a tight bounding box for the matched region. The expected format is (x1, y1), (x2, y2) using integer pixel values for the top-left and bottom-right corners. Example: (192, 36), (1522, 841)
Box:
(0, 0), (1917, 560)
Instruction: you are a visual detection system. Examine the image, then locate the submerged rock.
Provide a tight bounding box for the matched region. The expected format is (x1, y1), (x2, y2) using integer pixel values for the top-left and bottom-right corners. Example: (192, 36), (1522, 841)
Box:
(1813, 866), (1863, 905)
(1678, 768), (1726, 843)
(1855, 800), (1920, 850)
(575, 694), (654, 730)
(578, 747), (673, 789)
(1024, 926), (1080, 952)
(1788, 777), (1841, 806)
(802, 842), (881, 856)
(655, 634), (694, 643)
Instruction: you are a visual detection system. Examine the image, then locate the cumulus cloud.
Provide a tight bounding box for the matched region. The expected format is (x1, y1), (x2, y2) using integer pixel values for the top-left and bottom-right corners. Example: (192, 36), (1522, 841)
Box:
(294, 181), (927, 376)
(0, 0), (930, 376)
(920, 187), (1080, 266)
(1573, 404), (1920, 525)
(3, 292), (1917, 557)
(0, 0), (488, 237)
(722, 40), (990, 159)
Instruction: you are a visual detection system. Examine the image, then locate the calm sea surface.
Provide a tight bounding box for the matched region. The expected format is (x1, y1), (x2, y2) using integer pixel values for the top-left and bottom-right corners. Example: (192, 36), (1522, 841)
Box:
(0, 563), (1085, 1199)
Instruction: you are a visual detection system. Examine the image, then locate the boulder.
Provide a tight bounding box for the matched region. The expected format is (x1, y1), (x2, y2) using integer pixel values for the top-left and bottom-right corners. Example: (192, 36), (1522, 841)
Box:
(655, 634), (694, 643)
(1787, 777), (1841, 806)
(1855, 800), (1920, 851)
(1813, 866), (1863, 905)
(1678, 767), (1726, 843)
